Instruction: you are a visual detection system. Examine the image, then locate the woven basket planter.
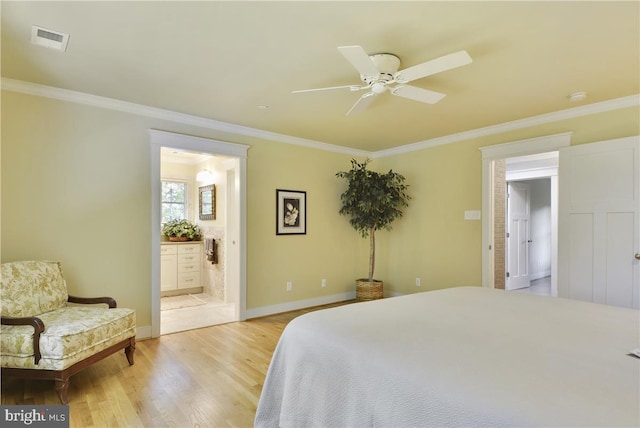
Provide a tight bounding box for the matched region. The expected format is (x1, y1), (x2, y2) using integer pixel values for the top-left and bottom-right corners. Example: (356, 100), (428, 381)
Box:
(356, 279), (383, 302)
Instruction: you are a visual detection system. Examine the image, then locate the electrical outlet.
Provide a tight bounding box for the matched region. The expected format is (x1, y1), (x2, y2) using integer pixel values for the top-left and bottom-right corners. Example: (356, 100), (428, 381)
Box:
(286, 281), (292, 291)
(321, 278), (327, 288)
(415, 277), (421, 287)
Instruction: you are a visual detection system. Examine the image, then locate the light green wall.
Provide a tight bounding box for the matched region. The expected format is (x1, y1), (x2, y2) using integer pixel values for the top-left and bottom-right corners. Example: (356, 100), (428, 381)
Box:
(2, 89), (639, 329)
(373, 138), (484, 294)
(0, 90), (364, 327)
(246, 142), (366, 308)
(2, 92), (153, 324)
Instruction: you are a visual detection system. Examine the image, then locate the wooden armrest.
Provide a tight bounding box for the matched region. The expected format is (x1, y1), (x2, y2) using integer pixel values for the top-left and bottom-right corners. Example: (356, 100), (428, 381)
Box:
(1, 316), (45, 364)
(68, 295), (117, 308)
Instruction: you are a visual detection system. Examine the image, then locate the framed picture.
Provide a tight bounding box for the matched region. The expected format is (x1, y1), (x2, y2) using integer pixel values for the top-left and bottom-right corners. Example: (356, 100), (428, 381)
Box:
(199, 184), (216, 221)
(276, 189), (306, 235)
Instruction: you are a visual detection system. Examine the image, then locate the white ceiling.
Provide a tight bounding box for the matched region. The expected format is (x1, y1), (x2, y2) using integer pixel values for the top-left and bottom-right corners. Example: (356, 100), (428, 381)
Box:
(2, 1), (638, 152)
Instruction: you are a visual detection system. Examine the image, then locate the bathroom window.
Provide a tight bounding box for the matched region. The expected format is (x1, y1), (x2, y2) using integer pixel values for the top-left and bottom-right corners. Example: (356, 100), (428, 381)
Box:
(161, 180), (187, 223)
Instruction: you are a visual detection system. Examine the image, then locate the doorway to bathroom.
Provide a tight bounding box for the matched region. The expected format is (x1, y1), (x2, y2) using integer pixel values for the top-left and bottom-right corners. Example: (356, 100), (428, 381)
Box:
(159, 149), (236, 334)
(150, 130), (249, 338)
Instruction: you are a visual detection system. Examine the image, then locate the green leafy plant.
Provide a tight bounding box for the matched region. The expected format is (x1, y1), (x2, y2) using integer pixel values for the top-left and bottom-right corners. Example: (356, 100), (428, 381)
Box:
(162, 219), (201, 240)
(336, 159), (411, 282)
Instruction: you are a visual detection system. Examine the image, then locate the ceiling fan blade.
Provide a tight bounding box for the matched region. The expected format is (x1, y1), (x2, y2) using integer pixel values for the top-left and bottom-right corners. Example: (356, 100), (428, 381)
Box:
(338, 46), (380, 77)
(394, 50), (472, 83)
(346, 92), (376, 115)
(292, 84), (365, 94)
(390, 85), (446, 104)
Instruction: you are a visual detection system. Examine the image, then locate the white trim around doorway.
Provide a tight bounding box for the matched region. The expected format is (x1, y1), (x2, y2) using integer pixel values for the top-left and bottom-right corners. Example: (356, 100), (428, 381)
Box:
(479, 132), (571, 292)
(149, 130), (249, 338)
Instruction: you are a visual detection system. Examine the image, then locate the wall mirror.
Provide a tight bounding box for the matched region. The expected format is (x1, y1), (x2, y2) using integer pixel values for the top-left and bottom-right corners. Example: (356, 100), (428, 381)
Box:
(199, 184), (216, 220)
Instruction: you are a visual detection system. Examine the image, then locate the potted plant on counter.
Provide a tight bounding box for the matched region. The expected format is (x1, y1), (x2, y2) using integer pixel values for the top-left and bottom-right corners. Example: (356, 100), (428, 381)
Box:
(336, 159), (411, 301)
(162, 219), (201, 241)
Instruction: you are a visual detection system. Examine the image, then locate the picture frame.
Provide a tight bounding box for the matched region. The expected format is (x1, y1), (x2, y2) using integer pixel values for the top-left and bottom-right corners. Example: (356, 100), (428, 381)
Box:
(276, 189), (306, 235)
(199, 184), (216, 221)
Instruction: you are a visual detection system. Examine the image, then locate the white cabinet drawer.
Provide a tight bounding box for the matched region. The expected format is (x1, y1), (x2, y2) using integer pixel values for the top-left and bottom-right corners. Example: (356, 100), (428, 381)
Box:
(178, 253), (200, 264)
(178, 272), (201, 289)
(178, 244), (200, 254)
(160, 245), (178, 255)
(178, 263), (199, 273)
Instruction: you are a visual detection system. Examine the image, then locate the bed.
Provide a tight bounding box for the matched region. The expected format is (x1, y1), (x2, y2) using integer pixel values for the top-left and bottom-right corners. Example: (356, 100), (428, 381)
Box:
(255, 287), (640, 427)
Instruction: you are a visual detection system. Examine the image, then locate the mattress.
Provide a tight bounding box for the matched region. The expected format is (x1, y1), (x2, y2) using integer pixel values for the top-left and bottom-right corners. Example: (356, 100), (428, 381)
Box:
(255, 287), (640, 427)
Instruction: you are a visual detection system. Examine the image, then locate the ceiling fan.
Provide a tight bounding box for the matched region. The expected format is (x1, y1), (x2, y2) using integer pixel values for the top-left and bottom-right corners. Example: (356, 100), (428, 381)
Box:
(293, 45), (472, 115)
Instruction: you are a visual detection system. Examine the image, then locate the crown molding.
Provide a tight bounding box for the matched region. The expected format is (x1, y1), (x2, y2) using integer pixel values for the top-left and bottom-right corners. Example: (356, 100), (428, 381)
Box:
(2, 78), (637, 159)
(371, 94), (640, 158)
(0, 78), (368, 158)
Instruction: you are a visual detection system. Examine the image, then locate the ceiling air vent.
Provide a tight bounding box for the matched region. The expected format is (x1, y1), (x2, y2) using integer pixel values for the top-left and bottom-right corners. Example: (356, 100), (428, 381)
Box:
(31, 25), (69, 52)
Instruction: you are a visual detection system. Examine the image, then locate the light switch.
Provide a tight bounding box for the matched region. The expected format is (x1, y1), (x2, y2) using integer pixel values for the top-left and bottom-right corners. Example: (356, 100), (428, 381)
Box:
(464, 210), (481, 220)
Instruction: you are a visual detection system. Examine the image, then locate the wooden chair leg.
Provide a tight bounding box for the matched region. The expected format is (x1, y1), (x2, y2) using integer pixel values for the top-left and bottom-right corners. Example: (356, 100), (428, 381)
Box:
(55, 377), (70, 405)
(125, 338), (135, 365)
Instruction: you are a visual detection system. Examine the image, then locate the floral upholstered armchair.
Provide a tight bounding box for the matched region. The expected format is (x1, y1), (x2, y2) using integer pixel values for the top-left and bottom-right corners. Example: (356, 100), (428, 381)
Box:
(1, 261), (136, 404)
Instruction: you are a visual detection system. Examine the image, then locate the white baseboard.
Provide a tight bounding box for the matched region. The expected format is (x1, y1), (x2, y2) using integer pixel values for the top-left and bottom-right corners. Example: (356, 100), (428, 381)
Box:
(135, 293), (354, 339)
(245, 291), (356, 319)
(139, 289), (468, 335)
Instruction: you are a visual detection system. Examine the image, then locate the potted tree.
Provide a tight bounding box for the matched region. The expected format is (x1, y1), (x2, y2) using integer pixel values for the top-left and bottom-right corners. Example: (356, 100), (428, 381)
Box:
(336, 159), (411, 301)
(162, 219), (201, 241)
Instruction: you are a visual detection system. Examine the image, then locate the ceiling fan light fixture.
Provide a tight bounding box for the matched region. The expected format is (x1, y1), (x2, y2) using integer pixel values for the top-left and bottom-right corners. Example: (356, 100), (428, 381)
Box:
(295, 45), (473, 115)
(368, 53), (401, 75)
(371, 82), (387, 94)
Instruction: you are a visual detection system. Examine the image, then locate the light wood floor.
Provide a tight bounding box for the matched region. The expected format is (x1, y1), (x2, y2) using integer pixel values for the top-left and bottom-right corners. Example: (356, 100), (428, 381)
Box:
(1, 301), (352, 427)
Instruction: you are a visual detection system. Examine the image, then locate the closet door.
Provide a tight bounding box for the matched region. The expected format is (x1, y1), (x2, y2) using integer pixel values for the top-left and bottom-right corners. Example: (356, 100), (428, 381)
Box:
(558, 136), (639, 309)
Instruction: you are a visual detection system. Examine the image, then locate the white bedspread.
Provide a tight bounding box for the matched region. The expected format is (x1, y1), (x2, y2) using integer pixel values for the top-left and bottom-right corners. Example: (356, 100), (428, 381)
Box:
(255, 287), (640, 427)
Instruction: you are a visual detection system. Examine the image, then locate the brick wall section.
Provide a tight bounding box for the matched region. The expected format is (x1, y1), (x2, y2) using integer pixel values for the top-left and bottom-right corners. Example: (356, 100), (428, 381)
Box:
(493, 159), (506, 289)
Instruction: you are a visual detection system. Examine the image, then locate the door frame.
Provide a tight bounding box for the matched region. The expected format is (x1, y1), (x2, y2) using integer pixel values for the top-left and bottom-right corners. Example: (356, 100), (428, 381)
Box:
(150, 130), (249, 338)
(480, 132), (571, 290)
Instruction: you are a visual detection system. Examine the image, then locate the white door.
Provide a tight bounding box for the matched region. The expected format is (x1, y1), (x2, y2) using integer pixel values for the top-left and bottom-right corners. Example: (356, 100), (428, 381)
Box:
(558, 136), (640, 309)
(506, 182), (532, 290)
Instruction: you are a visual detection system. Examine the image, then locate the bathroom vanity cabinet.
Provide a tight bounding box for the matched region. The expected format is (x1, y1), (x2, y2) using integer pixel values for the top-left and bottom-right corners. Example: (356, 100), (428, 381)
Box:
(160, 242), (203, 296)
